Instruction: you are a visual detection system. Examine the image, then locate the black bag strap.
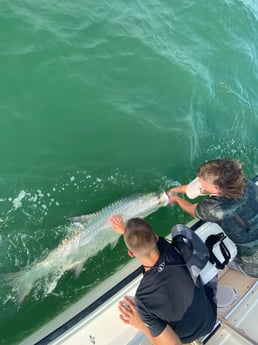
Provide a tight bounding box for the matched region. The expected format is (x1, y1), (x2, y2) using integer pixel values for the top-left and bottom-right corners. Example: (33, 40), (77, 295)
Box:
(233, 213), (250, 233)
(205, 232), (231, 269)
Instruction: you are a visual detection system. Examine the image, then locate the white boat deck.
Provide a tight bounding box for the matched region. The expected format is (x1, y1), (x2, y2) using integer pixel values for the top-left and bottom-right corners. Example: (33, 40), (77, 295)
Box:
(56, 269), (258, 345)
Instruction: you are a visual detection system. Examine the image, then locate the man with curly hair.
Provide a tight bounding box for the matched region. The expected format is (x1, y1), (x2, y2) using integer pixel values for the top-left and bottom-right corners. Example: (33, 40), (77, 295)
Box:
(168, 158), (258, 277)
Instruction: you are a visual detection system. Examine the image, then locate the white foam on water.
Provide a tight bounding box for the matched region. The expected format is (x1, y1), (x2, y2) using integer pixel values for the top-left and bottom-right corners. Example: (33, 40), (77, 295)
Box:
(12, 190), (26, 210)
(37, 190), (44, 197)
(0, 169), (140, 239)
(28, 194), (38, 202)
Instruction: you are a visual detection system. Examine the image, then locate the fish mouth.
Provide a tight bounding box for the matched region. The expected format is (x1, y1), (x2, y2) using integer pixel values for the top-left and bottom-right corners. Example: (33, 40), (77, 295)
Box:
(158, 192), (169, 206)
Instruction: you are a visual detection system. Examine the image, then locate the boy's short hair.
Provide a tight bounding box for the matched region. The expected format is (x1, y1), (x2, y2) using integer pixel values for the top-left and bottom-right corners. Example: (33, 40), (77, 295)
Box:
(124, 218), (157, 257)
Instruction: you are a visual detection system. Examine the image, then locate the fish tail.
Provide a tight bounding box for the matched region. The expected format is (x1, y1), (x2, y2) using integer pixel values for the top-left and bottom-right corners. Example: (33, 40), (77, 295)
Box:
(3, 269), (34, 304)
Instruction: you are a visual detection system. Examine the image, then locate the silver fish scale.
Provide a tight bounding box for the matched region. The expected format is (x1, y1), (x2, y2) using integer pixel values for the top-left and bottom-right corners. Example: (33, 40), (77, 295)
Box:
(78, 193), (161, 244)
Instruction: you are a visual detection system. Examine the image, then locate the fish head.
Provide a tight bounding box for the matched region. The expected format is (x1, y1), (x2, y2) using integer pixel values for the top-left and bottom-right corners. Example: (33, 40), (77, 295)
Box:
(157, 191), (169, 206)
(133, 191), (169, 219)
(140, 191), (169, 208)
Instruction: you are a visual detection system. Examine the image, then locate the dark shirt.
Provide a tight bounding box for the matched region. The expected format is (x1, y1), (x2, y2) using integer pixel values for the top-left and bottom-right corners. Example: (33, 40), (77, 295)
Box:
(135, 238), (217, 342)
(195, 180), (258, 276)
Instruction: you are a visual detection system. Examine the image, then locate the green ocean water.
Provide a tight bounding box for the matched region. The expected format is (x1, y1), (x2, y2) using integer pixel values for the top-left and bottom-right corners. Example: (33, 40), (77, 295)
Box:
(0, 0), (258, 344)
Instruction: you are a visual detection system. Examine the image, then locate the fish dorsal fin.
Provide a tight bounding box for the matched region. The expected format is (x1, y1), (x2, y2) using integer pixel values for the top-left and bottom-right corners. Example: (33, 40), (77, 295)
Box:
(68, 213), (96, 224)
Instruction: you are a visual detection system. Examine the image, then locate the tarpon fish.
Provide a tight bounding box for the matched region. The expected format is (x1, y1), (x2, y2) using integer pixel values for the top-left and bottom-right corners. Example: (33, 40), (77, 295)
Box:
(5, 192), (169, 303)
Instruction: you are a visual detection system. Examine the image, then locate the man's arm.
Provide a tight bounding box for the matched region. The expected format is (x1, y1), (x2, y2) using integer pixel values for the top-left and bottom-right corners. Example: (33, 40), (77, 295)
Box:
(119, 297), (182, 345)
(167, 185), (187, 194)
(169, 194), (198, 218)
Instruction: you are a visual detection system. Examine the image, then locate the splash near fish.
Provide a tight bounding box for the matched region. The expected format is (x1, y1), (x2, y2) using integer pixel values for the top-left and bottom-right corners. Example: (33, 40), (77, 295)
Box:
(3, 192), (169, 304)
